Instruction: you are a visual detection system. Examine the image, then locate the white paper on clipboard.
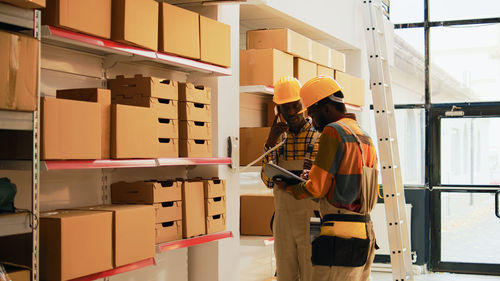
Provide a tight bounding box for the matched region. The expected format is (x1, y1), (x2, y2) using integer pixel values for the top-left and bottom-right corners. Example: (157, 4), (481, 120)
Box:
(263, 163), (306, 184)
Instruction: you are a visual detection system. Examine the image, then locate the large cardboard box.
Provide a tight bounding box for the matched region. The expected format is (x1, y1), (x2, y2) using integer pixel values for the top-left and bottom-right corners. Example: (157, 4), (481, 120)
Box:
(294, 57), (317, 85)
(317, 65), (334, 78)
(154, 201), (182, 223)
(56, 88), (111, 159)
(239, 127), (270, 166)
(40, 210), (113, 281)
(246, 28), (311, 60)
(1, 0), (45, 8)
(158, 118), (178, 139)
(107, 75), (178, 100)
(330, 49), (346, 72)
(156, 220), (182, 243)
(178, 83), (211, 104)
(335, 71), (365, 106)
(158, 138), (179, 158)
(77, 205), (155, 267)
(199, 15), (230, 67)
(111, 180), (182, 204)
(205, 196), (225, 216)
(111, 0), (158, 50)
(240, 49), (293, 87)
(240, 194), (275, 236)
(0, 31), (38, 111)
(159, 2), (199, 59)
(42, 97), (101, 160)
(182, 181), (206, 238)
(179, 139), (212, 157)
(203, 179), (225, 198)
(178, 102), (211, 122)
(111, 104), (156, 159)
(42, 0), (111, 39)
(179, 121), (211, 140)
(4, 264), (30, 281)
(311, 41), (331, 67)
(206, 214), (225, 234)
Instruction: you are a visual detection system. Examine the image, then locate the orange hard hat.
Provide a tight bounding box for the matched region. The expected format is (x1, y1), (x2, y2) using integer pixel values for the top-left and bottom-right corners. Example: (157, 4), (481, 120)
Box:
(299, 76), (343, 113)
(273, 76), (302, 105)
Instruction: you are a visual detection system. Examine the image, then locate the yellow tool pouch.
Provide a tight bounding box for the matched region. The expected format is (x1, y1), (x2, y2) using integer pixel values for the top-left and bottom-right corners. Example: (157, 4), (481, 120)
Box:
(319, 221), (367, 239)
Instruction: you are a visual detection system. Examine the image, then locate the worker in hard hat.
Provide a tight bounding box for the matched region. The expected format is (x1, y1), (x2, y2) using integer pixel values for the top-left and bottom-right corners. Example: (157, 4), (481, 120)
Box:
(275, 76), (379, 281)
(261, 76), (321, 281)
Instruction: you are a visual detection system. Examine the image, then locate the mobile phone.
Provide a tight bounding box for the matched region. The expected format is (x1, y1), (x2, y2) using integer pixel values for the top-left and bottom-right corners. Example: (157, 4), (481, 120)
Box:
(275, 106), (286, 124)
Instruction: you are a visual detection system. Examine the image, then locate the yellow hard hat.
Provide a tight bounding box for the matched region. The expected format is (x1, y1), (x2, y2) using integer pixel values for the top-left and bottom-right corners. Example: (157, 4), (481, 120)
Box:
(299, 76), (343, 113)
(273, 76), (302, 105)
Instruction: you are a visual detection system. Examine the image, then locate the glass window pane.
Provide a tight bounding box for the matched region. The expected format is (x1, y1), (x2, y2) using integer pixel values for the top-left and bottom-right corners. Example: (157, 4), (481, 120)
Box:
(441, 117), (500, 185)
(441, 192), (500, 263)
(390, 0), (423, 24)
(431, 0), (500, 21)
(430, 24), (500, 103)
(392, 28), (424, 104)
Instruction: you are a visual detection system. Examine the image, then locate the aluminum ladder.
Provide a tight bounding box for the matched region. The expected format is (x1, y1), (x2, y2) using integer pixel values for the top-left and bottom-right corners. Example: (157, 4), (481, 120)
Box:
(361, 0), (414, 280)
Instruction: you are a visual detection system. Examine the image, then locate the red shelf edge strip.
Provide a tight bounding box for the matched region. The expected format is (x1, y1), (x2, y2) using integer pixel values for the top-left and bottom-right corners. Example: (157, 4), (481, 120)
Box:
(69, 257), (155, 281)
(158, 231), (233, 253)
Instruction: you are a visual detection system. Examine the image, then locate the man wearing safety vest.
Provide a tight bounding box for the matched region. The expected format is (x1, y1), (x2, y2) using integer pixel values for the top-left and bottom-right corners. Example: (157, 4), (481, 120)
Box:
(275, 76), (379, 281)
(261, 76), (321, 281)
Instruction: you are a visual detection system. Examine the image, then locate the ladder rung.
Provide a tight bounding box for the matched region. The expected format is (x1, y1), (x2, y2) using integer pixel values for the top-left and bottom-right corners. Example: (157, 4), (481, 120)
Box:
(384, 83), (389, 87)
(377, 30), (384, 35)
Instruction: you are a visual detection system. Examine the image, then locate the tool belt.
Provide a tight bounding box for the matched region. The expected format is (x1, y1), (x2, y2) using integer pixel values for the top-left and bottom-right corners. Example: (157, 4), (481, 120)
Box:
(311, 213), (371, 267)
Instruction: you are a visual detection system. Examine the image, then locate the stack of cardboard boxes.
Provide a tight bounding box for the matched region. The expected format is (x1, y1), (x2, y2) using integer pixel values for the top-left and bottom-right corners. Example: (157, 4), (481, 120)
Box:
(204, 179), (227, 234)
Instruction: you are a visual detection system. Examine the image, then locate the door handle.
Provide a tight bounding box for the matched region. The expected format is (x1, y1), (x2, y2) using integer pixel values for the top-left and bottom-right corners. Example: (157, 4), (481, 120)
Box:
(496, 190), (500, 219)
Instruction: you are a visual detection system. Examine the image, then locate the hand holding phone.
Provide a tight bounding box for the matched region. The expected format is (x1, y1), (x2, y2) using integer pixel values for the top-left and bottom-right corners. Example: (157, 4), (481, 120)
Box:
(266, 113), (288, 147)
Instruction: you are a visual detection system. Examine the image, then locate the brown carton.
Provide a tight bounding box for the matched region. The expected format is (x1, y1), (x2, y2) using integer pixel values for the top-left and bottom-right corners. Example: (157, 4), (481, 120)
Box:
(182, 181), (206, 238)
(178, 83), (211, 104)
(317, 65), (334, 78)
(40, 210), (113, 281)
(42, 0), (111, 39)
(107, 75), (178, 100)
(179, 139), (212, 158)
(240, 194), (275, 236)
(77, 205), (155, 267)
(199, 15), (230, 67)
(153, 98), (178, 120)
(156, 220), (182, 243)
(246, 28), (311, 60)
(158, 118), (178, 139)
(111, 104), (157, 159)
(0, 30), (37, 111)
(335, 71), (365, 106)
(311, 41), (331, 67)
(178, 101), (211, 122)
(330, 49), (346, 72)
(179, 121), (211, 140)
(239, 127), (270, 166)
(111, 180), (182, 204)
(56, 88), (111, 159)
(111, 0), (158, 50)
(203, 179), (226, 198)
(206, 214), (225, 234)
(294, 57), (317, 85)
(154, 201), (182, 223)
(3, 264), (30, 281)
(2, 0), (45, 8)
(240, 49), (293, 87)
(158, 138), (179, 158)
(205, 196), (226, 217)
(42, 97), (101, 160)
(159, 2), (200, 59)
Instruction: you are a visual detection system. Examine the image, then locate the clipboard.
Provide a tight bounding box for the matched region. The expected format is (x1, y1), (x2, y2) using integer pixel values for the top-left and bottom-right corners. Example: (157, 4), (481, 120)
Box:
(264, 163), (306, 185)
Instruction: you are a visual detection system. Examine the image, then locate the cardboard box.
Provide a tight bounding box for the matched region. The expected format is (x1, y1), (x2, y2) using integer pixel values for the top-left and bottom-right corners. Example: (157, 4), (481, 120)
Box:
(42, 97), (101, 160)
(246, 28), (311, 60)
(111, 104), (157, 159)
(203, 179), (225, 198)
(199, 15), (230, 67)
(107, 75), (178, 100)
(0, 30), (38, 111)
(111, 180), (182, 204)
(158, 138), (179, 158)
(179, 120), (211, 140)
(240, 49), (293, 87)
(154, 201), (182, 223)
(1, 0), (45, 8)
(179, 139), (212, 158)
(312, 41), (331, 67)
(178, 101), (211, 122)
(159, 2), (199, 59)
(78, 205), (155, 267)
(294, 57), (317, 85)
(335, 71), (365, 106)
(4, 264), (30, 281)
(56, 88), (111, 159)
(182, 181), (206, 238)
(239, 127), (270, 166)
(153, 98), (178, 120)
(178, 83), (211, 104)
(317, 65), (334, 78)
(111, 0), (158, 50)
(330, 49), (346, 72)
(40, 210), (113, 281)
(158, 118), (178, 139)
(205, 196), (225, 216)
(206, 214), (225, 234)
(42, 0), (111, 39)
(156, 220), (182, 243)
(240, 194), (275, 236)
